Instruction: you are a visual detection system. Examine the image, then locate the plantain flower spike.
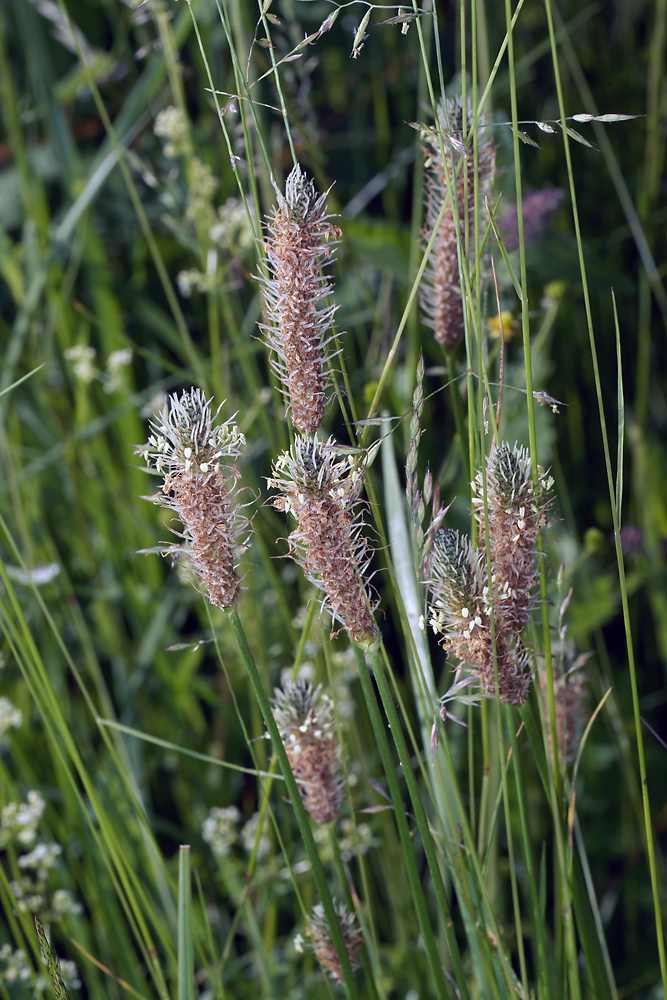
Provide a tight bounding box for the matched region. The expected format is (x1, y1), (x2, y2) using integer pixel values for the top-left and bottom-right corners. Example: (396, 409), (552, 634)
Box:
(308, 900), (362, 982)
(258, 164), (341, 434)
(473, 442), (553, 636)
(538, 648), (590, 765)
(137, 388), (251, 609)
(269, 435), (378, 644)
(420, 96), (496, 350)
(272, 679), (344, 824)
(427, 526), (531, 705)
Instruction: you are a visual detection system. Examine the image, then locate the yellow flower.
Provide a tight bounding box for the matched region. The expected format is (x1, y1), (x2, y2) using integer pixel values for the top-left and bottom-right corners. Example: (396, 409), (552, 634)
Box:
(487, 311), (519, 341)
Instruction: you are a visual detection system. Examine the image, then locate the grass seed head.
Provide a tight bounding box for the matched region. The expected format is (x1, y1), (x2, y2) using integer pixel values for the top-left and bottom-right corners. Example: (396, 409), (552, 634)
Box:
(137, 389), (251, 609)
(258, 164), (341, 434)
(473, 442), (552, 635)
(308, 900), (362, 982)
(269, 435), (378, 643)
(420, 97), (496, 350)
(427, 526), (532, 705)
(272, 679), (343, 824)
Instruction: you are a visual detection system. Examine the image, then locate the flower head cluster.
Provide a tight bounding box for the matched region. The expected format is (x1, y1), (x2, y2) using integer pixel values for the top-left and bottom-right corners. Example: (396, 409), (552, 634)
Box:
(420, 97), (496, 350)
(137, 389), (251, 609)
(0, 697), (22, 741)
(304, 900), (363, 982)
(427, 443), (551, 705)
(0, 791), (45, 848)
(258, 164), (341, 434)
(202, 805), (241, 857)
(473, 443), (553, 635)
(272, 679), (344, 824)
(269, 435), (378, 643)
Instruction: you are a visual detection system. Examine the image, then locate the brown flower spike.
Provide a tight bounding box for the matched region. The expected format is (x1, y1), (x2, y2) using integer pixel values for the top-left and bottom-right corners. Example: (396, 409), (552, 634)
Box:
(269, 435), (378, 644)
(473, 442), (553, 636)
(258, 164), (341, 434)
(306, 901), (362, 982)
(538, 648), (590, 765)
(272, 679), (343, 824)
(420, 97), (496, 350)
(427, 443), (552, 705)
(137, 389), (251, 609)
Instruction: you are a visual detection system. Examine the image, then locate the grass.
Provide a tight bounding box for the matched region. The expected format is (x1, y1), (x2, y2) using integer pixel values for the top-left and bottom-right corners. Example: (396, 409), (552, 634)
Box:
(0, 0), (666, 998)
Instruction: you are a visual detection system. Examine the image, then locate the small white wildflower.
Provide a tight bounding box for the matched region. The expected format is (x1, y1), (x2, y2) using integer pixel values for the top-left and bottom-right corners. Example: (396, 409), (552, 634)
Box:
(202, 805), (240, 857)
(64, 345), (98, 384)
(240, 811), (271, 861)
(51, 889), (84, 916)
(58, 959), (81, 989)
(0, 946), (31, 983)
(1, 791), (45, 848)
(18, 842), (62, 871)
(154, 106), (189, 158)
(104, 348), (133, 394)
(0, 697), (23, 739)
(209, 198), (255, 255)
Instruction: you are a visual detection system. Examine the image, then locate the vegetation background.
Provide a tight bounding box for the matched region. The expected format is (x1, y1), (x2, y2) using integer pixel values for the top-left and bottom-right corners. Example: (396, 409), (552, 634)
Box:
(0, 0), (665, 998)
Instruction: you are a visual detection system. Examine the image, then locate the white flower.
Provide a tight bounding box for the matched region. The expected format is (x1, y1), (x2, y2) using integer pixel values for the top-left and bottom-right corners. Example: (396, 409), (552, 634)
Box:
(64, 345), (98, 384)
(241, 812), (271, 860)
(0, 698), (22, 739)
(18, 842), (62, 871)
(202, 806), (240, 857)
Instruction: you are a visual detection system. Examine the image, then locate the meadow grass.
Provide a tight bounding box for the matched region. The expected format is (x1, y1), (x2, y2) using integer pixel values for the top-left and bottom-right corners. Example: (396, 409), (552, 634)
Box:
(0, 0), (666, 998)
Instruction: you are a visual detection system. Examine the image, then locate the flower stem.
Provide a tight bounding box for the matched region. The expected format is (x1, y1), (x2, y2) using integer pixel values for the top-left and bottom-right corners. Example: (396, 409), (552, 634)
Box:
(353, 642), (465, 1000)
(225, 607), (360, 1000)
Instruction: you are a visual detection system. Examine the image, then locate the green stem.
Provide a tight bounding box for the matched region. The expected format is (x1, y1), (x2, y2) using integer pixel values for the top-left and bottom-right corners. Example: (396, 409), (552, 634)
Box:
(353, 643), (466, 1000)
(225, 607), (360, 1000)
(542, 0), (667, 993)
(444, 349), (470, 482)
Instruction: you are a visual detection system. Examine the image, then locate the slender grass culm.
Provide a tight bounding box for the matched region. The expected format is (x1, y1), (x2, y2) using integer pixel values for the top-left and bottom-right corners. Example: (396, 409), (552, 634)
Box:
(0, 2), (664, 1000)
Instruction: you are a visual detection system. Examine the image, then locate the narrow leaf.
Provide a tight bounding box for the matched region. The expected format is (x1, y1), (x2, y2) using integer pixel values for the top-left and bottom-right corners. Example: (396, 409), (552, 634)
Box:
(178, 846), (194, 1000)
(368, 776), (391, 801)
(612, 291), (624, 522)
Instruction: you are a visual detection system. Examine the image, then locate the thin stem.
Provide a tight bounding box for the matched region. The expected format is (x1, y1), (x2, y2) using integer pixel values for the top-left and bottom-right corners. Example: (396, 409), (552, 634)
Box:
(351, 644), (454, 1000)
(358, 642), (473, 998)
(225, 608), (361, 1000)
(543, 0), (667, 992)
